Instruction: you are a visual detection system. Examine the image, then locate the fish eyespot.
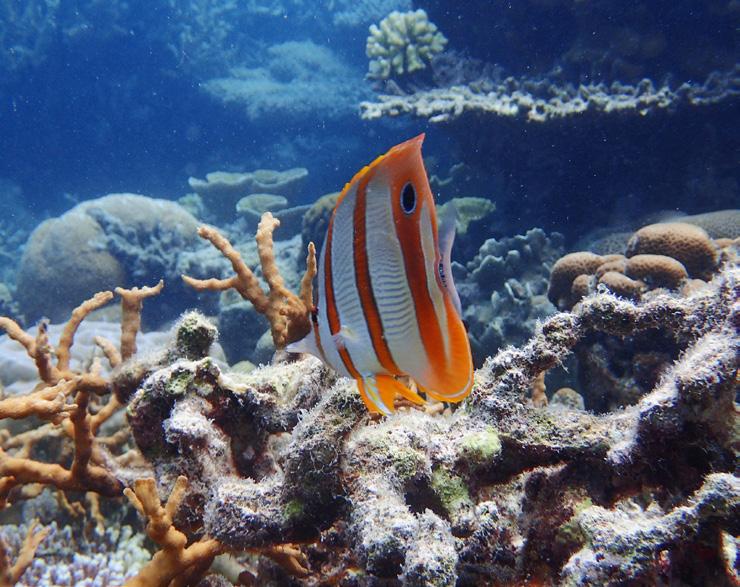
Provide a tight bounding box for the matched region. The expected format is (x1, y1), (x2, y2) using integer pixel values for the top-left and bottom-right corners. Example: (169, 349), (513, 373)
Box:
(400, 182), (416, 214)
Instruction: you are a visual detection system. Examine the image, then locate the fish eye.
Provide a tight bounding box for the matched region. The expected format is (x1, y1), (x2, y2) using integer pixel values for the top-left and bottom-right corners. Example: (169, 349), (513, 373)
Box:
(400, 182), (416, 214)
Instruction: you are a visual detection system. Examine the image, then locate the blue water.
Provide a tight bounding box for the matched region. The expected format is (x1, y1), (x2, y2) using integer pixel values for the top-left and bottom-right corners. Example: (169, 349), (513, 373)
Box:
(1, 2), (737, 238)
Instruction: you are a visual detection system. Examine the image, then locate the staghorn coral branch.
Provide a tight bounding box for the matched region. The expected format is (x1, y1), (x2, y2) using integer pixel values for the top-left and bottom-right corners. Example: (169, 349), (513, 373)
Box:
(0, 478), (17, 510)
(94, 335), (122, 368)
(182, 214), (317, 348)
(0, 379), (77, 423)
(115, 280), (165, 361)
(123, 476), (224, 587)
(184, 226), (268, 309)
(0, 520), (50, 587)
(56, 291), (115, 372)
(0, 317), (36, 357)
(33, 321), (55, 384)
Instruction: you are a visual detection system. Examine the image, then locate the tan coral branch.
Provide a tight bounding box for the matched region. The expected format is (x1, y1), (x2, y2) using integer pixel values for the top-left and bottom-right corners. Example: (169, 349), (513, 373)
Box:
(182, 214), (317, 348)
(115, 280), (165, 361)
(94, 335), (122, 368)
(123, 476), (224, 587)
(57, 291), (115, 372)
(0, 379), (77, 423)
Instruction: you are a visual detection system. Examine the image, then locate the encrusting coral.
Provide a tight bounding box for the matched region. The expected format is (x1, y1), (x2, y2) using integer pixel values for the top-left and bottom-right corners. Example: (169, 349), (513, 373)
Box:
(361, 66), (740, 122)
(183, 213), (317, 349)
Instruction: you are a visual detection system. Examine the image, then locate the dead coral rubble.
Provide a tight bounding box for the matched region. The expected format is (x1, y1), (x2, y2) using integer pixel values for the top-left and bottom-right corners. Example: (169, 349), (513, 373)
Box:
(124, 262), (738, 584)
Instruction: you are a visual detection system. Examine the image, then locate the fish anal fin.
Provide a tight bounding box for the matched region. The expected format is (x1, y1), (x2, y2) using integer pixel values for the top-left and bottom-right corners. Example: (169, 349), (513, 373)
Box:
(386, 376), (425, 405)
(357, 375), (425, 415)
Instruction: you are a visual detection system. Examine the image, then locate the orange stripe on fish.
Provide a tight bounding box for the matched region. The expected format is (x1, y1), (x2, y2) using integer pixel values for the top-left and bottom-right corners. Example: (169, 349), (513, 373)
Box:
(389, 162), (449, 389)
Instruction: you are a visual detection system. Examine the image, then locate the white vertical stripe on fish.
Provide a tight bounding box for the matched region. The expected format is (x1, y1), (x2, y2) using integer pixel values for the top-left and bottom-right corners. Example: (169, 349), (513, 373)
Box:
(330, 182), (383, 376)
(316, 224), (350, 378)
(364, 171), (429, 377)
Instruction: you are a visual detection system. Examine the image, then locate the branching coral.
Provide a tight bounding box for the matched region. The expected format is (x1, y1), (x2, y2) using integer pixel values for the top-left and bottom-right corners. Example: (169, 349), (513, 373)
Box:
(366, 9), (447, 80)
(0, 520), (49, 587)
(0, 284), (164, 500)
(183, 213), (317, 349)
(123, 476), (224, 587)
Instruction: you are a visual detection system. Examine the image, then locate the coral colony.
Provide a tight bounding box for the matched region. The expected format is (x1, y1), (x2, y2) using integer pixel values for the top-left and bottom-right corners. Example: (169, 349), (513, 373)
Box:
(0, 205), (737, 584)
(0, 2), (738, 586)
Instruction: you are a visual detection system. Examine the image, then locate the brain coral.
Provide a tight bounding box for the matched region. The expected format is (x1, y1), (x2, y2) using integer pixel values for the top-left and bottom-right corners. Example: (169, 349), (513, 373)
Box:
(668, 209), (740, 240)
(16, 194), (200, 324)
(625, 254), (688, 289)
(366, 9), (447, 80)
(626, 222), (719, 279)
(547, 252), (605, 308)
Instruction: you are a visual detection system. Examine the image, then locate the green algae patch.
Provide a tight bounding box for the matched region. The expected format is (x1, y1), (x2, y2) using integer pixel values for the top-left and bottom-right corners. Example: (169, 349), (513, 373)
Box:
(388, 445), (426, 483)
(166, 369), (195, 396)
(283, 499), (305, 522)
(460, 426), (502, 465)
(431, 469), (473, 515)
(556, 497), (593, 549)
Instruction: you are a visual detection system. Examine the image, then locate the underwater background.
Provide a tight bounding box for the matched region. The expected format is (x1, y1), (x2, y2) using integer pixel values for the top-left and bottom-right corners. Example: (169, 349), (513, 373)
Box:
(0, 1), (738, 585)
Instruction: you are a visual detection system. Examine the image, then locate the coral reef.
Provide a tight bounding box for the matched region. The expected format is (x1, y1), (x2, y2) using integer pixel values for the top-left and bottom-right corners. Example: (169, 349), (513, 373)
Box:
(1, 204), (737, 584)
(549, 221), (730, 310)
(117, 263), (738, 584)
(547, 218), (737, 412)
(183, 214), (316, 350)
(0, 520), (149, 586)
(361, 66), (740, 123)
(188, 167), (307, 224)
(366, 10), (448, 80)
(332, 0), (412, 28)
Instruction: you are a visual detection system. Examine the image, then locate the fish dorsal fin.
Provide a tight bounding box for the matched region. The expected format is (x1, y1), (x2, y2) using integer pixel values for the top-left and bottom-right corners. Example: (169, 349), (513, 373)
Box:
(437, 202), (463, 318)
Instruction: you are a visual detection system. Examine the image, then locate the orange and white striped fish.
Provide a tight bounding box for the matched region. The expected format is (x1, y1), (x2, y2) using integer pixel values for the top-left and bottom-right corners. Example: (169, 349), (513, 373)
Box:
(288, 134), (474, 414)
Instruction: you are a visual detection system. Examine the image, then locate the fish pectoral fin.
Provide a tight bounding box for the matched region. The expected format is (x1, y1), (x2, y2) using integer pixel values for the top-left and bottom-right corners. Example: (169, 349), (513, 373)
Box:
(332, 325), (359, 350)
(286, 331), (319, 357)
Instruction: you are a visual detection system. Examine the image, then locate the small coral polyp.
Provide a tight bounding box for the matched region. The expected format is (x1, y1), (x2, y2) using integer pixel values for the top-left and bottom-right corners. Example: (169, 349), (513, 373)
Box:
(366, 9), (447, 80)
